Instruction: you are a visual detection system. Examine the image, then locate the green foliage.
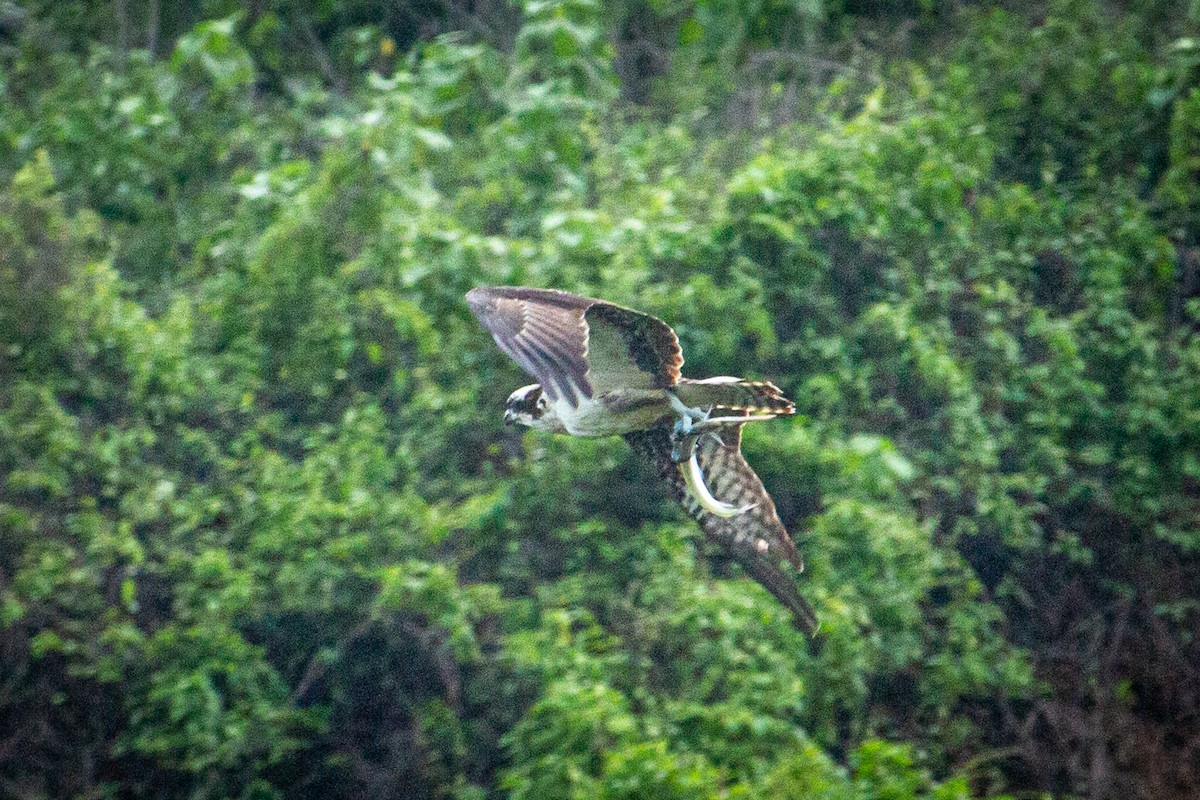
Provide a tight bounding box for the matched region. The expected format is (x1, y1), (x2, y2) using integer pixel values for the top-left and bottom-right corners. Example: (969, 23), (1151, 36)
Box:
(949, 0), (1161, 184)
(0, 151), (104, 374)
(2, 1), (1199, 799)
(1158, 83), (1200, 238)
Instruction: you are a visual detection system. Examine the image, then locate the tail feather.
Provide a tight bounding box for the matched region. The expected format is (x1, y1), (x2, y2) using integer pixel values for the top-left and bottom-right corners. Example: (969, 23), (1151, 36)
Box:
(673, 377), (795, 416)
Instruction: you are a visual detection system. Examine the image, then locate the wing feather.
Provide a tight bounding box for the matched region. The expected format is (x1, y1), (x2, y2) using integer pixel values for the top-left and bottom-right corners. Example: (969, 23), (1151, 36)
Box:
(524, 315), (590, 400)
(584, 304), (683, 392)
(467, 287), (592, 403)
(508, 335), (573, 403)
(624, 423), (818, 635)
(466, 286), (683, 403)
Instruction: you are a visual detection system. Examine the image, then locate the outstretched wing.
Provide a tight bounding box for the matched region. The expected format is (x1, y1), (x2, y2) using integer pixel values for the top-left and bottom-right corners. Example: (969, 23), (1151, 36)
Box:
(624, 423), (818, 635)
(465, 286), (683, 404)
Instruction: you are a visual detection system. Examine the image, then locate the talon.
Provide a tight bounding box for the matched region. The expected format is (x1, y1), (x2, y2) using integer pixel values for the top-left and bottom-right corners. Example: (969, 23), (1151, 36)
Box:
(670, 417), (698, 463)
(668, 396), (776, 469)
(668, 393), (710, 424)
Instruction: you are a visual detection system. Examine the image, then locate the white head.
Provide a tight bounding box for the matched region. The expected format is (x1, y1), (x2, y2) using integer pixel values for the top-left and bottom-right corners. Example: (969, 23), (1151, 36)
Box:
(504, 384), (565, 432)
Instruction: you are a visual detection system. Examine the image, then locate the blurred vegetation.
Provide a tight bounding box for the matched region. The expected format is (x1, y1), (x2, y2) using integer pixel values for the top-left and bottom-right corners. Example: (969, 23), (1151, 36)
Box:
(1, 1), (1199, 798)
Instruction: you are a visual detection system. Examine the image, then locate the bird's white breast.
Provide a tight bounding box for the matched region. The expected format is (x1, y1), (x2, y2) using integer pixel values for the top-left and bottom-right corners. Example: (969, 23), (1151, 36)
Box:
(553, 390), (672, 437)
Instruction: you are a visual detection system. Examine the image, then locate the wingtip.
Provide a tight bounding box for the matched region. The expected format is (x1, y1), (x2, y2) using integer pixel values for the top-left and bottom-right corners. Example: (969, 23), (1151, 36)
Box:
(796, 606), (821, 637)
(465, 286), (491, 310)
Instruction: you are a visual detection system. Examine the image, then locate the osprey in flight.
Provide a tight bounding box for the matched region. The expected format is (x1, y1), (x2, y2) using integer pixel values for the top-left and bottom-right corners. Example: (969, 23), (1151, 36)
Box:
(467, 286), (817, 634)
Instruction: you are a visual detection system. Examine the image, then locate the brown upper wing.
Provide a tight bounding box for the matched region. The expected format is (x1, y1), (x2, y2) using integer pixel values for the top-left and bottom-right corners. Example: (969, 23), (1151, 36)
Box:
(466, 286), (683, 404)
(625, 422), (818, 635)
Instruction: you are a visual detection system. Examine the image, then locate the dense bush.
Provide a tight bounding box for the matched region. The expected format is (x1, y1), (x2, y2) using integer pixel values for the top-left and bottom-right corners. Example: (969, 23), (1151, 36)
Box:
(2, 1), (1198, 798)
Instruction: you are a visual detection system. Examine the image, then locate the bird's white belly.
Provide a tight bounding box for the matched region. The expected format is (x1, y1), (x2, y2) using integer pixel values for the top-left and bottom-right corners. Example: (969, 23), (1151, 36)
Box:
(555, 391), (672, 437)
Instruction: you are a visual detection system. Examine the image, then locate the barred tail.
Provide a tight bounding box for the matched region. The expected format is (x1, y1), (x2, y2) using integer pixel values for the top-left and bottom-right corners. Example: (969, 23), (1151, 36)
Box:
(673, 377), (795, 416)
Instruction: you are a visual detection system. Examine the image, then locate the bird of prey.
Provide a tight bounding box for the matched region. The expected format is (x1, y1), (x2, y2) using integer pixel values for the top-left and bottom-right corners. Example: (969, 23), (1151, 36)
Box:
(466, 286), (817, 634)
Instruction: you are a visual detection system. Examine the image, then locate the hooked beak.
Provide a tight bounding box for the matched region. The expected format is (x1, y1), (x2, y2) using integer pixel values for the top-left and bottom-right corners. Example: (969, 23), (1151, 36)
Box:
(504, 409), (517, 426)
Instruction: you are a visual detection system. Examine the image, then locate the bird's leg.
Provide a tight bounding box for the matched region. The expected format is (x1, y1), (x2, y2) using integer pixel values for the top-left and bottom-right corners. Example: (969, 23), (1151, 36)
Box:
(666, 394), (757, 517)
(668, 393), (710, 427)
(670, 413), (778, 462)
(668, 394), (710, 463)
(671, 426), (699, 464)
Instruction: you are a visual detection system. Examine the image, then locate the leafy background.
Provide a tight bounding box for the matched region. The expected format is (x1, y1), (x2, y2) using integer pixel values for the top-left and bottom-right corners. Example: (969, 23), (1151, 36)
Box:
(1, 1), (1199, 798)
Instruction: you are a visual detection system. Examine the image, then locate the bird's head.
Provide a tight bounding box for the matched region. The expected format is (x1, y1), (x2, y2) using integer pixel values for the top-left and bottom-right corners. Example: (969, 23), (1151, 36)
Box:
(504, 384), (562, 431)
